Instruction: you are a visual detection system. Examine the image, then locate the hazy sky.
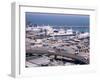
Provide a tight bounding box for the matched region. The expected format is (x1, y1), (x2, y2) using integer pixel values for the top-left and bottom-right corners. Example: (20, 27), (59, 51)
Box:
(26, 12), (89, 26)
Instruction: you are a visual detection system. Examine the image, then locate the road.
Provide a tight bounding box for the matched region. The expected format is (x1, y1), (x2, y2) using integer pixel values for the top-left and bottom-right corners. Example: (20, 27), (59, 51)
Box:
(26, 47), (89, 64)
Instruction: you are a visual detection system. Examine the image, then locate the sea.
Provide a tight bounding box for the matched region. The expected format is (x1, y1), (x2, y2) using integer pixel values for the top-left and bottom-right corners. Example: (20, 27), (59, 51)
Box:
(53, 26), (89, 33)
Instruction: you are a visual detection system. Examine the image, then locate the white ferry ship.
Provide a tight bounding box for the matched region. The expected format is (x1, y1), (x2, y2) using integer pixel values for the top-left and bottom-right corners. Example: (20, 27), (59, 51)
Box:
(26, 25), (74, 36)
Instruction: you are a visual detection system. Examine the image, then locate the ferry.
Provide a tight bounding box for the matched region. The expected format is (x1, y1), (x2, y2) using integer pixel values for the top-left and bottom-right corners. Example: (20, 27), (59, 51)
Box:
(26, 25), (74, 36)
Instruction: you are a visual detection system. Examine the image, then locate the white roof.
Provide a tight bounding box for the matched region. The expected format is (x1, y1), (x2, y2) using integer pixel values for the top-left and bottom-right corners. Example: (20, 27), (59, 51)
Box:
(25, 61), (38, 67)
(29, 56), (50, 65)
(78, 32), (89, 38)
